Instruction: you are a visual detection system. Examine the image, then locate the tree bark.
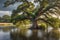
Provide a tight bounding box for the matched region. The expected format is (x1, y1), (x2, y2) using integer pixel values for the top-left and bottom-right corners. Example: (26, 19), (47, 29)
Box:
(33, 20), (38, 29)
(29, 19), (38, 29)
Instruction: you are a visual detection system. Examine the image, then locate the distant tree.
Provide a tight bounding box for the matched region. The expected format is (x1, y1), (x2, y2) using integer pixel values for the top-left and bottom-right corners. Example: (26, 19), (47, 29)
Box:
(2, 15), (11, 22)
(0, 17), (2, 22)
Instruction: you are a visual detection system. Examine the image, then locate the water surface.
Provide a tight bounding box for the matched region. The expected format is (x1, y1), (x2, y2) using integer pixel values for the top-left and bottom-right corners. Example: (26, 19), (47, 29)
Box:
(0, 30), (11, 40)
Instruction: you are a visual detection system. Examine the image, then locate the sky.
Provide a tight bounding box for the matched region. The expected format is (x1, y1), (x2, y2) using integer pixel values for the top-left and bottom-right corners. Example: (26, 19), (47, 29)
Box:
(0, 0), (36, 17)
(0, 0), (22, 16)
(0, 0), (11, 16)
(0, 0), (38, 17)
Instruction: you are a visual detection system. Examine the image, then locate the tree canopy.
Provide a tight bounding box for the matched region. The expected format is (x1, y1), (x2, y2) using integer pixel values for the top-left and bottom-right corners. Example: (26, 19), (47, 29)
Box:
(4, 0), (60, 29)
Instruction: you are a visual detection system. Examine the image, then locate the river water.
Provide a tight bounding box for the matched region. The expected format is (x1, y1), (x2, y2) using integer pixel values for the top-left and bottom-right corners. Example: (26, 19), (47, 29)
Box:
(0, 27), (53, 40)
(0, 30), (11, 40)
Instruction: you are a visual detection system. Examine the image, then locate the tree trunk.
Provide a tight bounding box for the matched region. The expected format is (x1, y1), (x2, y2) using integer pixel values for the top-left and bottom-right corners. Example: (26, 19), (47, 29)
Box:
(29, 19), (38, 29)
(33, 20), (38, 29)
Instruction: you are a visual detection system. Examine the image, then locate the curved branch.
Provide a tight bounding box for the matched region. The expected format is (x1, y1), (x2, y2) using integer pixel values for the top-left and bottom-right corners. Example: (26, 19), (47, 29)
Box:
(37, 18), (54, 27)
(35, 4), (56, 20)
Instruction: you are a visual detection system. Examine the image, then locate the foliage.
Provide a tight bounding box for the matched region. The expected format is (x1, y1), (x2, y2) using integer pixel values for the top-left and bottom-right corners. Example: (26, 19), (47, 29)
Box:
(17, 2), (35, 13)
(4, 0), (60, 29)
(3, 15), (11, 19)
(0, 15), (11, 23)
(47, 17), (60, 28)
(15, 19), (32, 29)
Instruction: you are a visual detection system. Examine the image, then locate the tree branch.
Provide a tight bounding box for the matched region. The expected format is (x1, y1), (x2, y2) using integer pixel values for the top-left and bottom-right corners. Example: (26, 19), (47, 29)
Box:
(35, 4), (56, 20)
(37, 18), (53, 27)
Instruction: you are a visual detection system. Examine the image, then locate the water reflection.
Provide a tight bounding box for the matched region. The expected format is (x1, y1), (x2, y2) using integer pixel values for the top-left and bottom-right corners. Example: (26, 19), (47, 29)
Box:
(0, 28), (48, 40)
(0, 30), (11, 40)
(0, 27), (60, 40)
(10, 29), (46, 40)
(0, 29), (47, 40)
